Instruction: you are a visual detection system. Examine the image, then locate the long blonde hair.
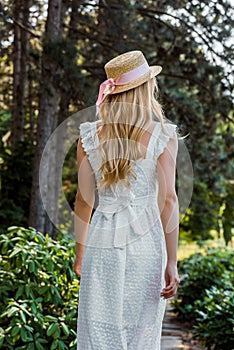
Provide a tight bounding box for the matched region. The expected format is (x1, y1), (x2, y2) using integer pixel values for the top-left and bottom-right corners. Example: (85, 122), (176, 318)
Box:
(94, 77), (167, 191)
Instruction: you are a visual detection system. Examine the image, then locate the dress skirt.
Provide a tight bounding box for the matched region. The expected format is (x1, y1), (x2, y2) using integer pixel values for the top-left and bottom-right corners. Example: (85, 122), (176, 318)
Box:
(76, 219), (167, 350)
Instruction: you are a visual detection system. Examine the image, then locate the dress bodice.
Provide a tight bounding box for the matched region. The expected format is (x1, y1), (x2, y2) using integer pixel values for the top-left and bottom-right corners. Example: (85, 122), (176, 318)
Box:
(78, 120), (177, 248)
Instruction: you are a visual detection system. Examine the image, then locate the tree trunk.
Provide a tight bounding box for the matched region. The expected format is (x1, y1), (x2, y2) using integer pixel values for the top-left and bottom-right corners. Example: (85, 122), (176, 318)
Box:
(44, 0), (81, 238)
(29, 0), (62, 234)
(10, 0), (31, 148)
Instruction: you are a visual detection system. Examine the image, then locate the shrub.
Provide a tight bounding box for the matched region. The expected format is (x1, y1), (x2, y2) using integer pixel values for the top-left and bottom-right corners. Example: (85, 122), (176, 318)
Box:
(173, 247), (234, 350)
(193, 281), (234, 350)
(173, 247), (234, 321)
(0, 226), (78, 349)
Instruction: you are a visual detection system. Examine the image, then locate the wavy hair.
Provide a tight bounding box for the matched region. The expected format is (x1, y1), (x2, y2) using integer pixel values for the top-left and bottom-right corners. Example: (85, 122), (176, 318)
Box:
(94, 77), (169, 191)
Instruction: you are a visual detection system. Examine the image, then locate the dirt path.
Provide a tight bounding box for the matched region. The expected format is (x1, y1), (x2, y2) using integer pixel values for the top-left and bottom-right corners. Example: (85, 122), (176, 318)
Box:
(161, 298), (206, 350)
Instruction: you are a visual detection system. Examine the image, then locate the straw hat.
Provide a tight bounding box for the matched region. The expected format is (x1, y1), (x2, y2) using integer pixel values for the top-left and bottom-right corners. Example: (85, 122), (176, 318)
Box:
(104, 50), (162, 94)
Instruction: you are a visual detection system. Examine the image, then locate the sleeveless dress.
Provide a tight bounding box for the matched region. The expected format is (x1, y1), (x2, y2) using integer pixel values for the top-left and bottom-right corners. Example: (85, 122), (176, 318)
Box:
(76, 120), (177, 350)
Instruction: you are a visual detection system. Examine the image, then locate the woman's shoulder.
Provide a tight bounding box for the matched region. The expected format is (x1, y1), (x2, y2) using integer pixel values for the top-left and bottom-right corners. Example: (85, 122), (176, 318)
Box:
(152, 120), (177, 136)
(79, 120), (97, 133)
(152, 120), (177, 127)
(80, 120), (96, 127)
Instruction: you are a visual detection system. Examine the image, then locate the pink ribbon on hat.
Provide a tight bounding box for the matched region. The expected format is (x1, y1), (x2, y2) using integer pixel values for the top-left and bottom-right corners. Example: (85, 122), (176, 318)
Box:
(96, 78), (117, 107)
(96, 62), (150, 115)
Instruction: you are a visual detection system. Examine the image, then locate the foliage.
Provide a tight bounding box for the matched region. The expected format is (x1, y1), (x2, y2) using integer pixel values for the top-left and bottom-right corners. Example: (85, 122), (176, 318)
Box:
(180, 180), (221, 242)
(222, 182), (234, 245)
(0, 226), (78, 349)
(173, 247), (234, 349)
(193, 283), (234, 350)
(174, 247), (234, 319)
(62, 142), (77, 210)
(0, 140), (34, 233)
(0, 110), (11, 138)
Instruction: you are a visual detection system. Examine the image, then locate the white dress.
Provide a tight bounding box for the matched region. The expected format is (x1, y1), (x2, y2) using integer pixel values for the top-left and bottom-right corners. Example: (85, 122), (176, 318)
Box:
(76, 120), (177, 350)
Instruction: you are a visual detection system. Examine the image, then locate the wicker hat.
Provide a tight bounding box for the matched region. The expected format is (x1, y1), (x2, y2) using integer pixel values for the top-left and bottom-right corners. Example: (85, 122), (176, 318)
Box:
(96, 50), (162, 109)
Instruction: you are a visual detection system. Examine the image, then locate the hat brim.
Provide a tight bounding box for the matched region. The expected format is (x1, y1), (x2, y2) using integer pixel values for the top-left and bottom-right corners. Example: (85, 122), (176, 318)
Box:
(110, 65), (162, 95)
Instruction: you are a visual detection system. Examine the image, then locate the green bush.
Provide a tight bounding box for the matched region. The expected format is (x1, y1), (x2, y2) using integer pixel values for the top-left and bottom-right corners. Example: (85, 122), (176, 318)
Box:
(173, 247), (234, 320)
(193, 282), (234, 350)
(0, 226), (78, 349)
(173, 247), (234, 350)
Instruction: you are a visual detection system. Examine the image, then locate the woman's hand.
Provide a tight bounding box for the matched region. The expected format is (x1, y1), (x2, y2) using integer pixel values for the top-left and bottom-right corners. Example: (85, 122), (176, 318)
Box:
(161, 262), (180, 299)
(74, 242), (85, 277)
(74, 256), (82, 277)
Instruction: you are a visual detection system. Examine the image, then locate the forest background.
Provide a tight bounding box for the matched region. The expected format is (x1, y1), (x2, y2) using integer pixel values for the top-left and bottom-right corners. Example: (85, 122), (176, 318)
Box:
(0, 0), (233, 246)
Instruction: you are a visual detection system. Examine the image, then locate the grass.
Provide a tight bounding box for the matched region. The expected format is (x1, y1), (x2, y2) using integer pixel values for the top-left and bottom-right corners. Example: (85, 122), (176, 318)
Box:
(178, 233), (233, 261)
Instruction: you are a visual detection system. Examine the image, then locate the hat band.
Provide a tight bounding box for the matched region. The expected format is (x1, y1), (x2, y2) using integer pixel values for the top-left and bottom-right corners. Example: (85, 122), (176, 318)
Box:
(96, 62), (150, 112)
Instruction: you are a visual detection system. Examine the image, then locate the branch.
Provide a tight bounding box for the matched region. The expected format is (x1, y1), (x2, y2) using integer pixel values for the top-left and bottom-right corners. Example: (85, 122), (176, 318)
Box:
(225, 114), (234, 123)
(11, 17), (41, 38)
(138, 7), (233, 66)
(142, 11), (177, 54)
(161, 72), (213, 94)
(0, 0), (40, 38)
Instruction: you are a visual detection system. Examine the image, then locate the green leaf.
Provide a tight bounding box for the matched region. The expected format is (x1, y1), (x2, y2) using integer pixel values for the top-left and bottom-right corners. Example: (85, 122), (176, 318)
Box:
(9, 247), (22, 258)
(29, 261), (35, 273)
(50, 339), (59, 350)
(16, 285), (24, 299)
(52, 326), (60, 339)
(24, 325), (33, 333)
(27, 343), (35, 350)
(7, 306), (19, 317)
(35, 338), (48, 345)
(38, 285), (48, 294)
(25, 285), (31, 298)
(11, 325), (20, 337)
(44, 315), (58, 322)
(20, 327), (28, 342)
(66, 309), (77, 319)
(35, 340), (44, 350)
(0, 335), (4, 347)
(58, 340), (65, 350)
(20, 305), (31, 317)
(1, 241), (8, 254)
(69, 338), (77, 347)
(19, 310), (26, 324)
(31, 303), (37, 314)
(44, 291), (52, 302)
(35, 297), (43, 303)
(46, 323), (59, 337)
(61, 322), (69, 336)
(34, 234), (45, 244)
(7, 226), (20, 231)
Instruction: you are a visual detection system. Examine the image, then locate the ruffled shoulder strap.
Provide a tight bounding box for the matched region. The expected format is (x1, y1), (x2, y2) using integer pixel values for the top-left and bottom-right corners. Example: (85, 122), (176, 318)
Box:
(154, 122), (177, 159)
(79, 121), (100, 171)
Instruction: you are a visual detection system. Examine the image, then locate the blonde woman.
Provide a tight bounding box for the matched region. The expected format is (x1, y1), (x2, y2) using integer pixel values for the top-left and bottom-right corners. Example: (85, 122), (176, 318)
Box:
(74, 50), (180, 350)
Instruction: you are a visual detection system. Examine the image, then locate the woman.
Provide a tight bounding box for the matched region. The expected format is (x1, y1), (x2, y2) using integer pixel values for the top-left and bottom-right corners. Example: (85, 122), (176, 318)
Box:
(74, 50), (180, 350)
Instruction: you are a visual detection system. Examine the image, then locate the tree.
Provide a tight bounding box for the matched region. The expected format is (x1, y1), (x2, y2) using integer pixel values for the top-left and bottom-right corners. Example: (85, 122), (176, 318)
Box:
(10, 0), (31, 147)
(29, 0), (63, 235)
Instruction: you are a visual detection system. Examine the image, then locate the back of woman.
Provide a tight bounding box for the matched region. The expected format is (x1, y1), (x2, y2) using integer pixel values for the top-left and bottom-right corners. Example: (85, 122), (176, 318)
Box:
(74, 50), (180, 350)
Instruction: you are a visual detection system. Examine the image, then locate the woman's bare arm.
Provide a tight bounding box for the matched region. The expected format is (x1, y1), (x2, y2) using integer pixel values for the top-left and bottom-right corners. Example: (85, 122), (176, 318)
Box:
(74, 136), (95, 276)
(157, 136), (180, 298)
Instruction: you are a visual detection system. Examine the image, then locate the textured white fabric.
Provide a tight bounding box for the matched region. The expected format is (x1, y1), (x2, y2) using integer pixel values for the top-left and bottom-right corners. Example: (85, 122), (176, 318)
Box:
(77, 120), (177, 350)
